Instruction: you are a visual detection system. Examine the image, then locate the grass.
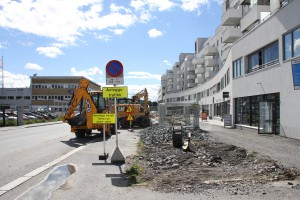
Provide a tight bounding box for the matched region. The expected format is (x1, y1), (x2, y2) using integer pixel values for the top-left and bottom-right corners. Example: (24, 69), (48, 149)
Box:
(247, 151), (258, 161)
(0, 117), (62, 127)
(125, 139), (145, 184)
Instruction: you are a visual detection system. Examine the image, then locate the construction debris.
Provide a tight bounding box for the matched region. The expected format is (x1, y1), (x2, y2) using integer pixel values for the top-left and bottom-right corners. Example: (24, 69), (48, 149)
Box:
(128, 124), (300, 195)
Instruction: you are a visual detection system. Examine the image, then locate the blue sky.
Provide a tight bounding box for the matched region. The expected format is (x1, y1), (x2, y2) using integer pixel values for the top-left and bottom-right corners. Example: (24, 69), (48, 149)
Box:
(0, 0), (222, 100)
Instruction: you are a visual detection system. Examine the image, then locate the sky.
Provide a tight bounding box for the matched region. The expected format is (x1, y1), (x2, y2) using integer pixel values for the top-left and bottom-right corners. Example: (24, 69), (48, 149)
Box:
(0, 0), (222, 101)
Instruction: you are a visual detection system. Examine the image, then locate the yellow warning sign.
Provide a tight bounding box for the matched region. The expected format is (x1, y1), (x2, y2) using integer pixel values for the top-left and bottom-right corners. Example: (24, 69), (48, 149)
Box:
(102, 86), (128, 99)
(93, 114), (116, 124)
(126, 114), (134, 121)
(126, 105), (133, 113)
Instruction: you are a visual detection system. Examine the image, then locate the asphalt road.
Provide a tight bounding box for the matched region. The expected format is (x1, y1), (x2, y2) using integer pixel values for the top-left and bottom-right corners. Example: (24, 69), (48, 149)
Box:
(0, 122), (100, 199)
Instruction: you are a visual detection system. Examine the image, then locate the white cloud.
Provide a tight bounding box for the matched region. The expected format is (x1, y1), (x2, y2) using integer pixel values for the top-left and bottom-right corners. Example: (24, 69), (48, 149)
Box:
(0, 1), (138, 46)
(127, 84), (160, 101)
(24, 63), (43, 71)
(0, 71), (30, 88)
(70, 67), (103, 80)
(147, 28), (163, 38)
(126, 72), (161, 80)
(0, 43), (5, 49)
(130, 0), (177, 11)
(162, 60), (172, 66)
(113, 29), (125, 35)
(95, 34), (112, 42)
(17, 41), (34, 47)
(36, 46), (64, 58)
(181, 0), (208, 12)
(295, 38), (300, 54)
(110, 3), (131, 13)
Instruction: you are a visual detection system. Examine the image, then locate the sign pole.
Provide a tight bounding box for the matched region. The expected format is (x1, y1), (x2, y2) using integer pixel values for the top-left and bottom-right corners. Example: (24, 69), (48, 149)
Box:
(110, 84), (125, 164)
(105, 60), (125, 164)
(114, 92), (118, 147)
(99, 124), (108, 161)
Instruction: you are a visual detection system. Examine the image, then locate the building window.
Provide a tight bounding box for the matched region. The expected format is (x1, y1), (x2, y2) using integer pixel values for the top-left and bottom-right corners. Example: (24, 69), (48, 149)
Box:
(233, 58), (243, 78)
(248, 41), (279, 73)
(8, 96), (14, 100)
(227, 69), (230, 85)
(284, 27), (300, 60)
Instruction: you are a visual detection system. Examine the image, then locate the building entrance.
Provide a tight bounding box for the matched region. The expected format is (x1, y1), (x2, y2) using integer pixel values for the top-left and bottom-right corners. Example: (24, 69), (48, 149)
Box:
(259, 102), (275, 134)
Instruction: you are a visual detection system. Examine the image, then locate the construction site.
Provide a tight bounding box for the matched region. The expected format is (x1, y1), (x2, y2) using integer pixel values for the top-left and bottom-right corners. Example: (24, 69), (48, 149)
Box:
(124, 106), (300, 197)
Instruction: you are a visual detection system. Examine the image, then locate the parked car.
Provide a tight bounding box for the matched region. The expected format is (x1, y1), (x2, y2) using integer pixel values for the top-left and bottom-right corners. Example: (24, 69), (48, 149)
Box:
(0, 112), (8, 121)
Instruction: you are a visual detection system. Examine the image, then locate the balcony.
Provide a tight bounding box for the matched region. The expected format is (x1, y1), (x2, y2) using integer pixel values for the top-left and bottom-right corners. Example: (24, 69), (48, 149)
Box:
(187, 83), (195, 88)
(187, 65), (195, 72)
(240, 4), (270, 32)
(222, 27), (242, 43)
(193, 57), (205, 65)
(195, 65), (205, 74)
(205, 46), (218, 56)
(195, 76), (205, 84)
(222, 8), (242, 26)
(167, 73), (173, 79)
(187, 74), (196, 80)
(177, 77), (184, 82)
(205, 71), (217, 79)
(167, 86), (173, 92)
(205, 58), (217, 67)
(161, 74), (167, 80)
(177, 70), (184, 75)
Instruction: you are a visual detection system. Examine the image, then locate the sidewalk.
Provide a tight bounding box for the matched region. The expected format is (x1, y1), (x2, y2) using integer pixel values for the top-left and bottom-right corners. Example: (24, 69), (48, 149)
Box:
(0, 121), (63, 132)
(199, 121), (300, 169)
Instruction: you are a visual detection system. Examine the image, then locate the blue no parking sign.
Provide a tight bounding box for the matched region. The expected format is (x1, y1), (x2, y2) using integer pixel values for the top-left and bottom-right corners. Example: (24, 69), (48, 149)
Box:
(106, 60), (124, 85)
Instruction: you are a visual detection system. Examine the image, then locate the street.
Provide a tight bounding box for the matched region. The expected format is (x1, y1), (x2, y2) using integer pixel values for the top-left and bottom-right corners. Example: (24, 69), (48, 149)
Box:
(0, 122), (100, 199)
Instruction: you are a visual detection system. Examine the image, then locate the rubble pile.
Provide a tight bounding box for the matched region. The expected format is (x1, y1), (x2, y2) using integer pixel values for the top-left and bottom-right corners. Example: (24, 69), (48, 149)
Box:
(140, 124), (211, 145)
(132, 124), (300, 195)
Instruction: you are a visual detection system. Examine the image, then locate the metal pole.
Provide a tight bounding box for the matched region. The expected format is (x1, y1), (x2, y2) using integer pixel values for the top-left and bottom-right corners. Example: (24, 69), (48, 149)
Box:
(103, 124), (106, 154)
(114, 97), (118, 147)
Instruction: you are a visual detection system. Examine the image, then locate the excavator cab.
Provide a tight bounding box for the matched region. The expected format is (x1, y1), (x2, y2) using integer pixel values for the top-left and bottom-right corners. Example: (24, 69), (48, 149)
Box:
(90, 91), (106, 113)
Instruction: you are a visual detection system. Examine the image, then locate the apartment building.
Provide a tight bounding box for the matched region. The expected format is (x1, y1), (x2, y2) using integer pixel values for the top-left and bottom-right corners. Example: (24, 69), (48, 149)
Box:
(160, 0), (300, 140)
(31, 76), (101, 112)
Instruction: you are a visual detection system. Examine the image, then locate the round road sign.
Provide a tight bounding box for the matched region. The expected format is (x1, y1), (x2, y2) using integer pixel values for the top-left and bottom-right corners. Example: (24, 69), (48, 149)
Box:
(106, 60), (123, 77)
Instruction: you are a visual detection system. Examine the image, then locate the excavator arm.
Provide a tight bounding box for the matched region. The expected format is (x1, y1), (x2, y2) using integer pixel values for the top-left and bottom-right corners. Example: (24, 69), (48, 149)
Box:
(63, 78), (98, 129)
(132, 88), (149, 114)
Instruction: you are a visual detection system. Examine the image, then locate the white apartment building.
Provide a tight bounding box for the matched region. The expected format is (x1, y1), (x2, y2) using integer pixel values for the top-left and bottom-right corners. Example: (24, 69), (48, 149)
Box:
(160, 0), (300, 140)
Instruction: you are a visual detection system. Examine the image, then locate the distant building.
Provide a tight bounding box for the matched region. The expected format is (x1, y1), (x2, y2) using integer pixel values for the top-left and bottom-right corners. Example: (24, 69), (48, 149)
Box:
(30, 76), (101, 112)
(0, 88), (31, 110)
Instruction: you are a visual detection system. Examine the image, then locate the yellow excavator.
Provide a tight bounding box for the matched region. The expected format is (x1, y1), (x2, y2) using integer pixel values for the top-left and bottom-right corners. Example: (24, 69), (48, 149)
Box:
(110, 88), (151, 129)
(63, 78), (114, 138)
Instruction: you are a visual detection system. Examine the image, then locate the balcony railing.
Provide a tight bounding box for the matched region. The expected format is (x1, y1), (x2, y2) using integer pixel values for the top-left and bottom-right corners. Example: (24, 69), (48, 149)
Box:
(248, 59), (279, 73)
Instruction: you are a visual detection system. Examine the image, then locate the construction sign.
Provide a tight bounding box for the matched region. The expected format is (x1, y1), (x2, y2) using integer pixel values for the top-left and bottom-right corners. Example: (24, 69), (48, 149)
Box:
(126, 105), (133, 113)
(126, 114), (134, 121)
(93, 114), (116, 124)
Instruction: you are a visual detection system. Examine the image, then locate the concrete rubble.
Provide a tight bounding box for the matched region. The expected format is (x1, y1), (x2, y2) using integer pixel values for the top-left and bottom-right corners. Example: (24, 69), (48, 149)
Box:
(127, 124), (300, 195)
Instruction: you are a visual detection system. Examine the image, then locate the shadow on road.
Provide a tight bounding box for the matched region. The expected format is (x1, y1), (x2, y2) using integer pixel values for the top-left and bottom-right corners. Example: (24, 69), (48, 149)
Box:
(60, 134), (104, 148)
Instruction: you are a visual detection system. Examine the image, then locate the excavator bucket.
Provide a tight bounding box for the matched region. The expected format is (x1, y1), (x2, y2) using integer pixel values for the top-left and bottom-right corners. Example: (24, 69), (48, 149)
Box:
(67, 114), (86, 127)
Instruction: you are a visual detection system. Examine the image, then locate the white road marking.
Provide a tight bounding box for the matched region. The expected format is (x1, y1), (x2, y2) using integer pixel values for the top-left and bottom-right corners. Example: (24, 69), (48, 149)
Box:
(0, 139), (96, 196)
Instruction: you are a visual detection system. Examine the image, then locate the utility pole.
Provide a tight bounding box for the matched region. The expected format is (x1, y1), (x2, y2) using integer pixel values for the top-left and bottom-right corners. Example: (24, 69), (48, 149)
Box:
(0, 56), (5, 126)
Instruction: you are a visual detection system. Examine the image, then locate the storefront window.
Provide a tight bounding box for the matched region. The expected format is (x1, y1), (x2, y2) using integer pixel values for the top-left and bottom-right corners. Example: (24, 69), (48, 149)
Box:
(235, 93), (280, 134)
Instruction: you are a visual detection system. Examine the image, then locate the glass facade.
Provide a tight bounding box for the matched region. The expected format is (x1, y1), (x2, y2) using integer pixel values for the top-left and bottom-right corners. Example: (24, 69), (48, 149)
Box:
(235, 93), (280, 134)
(284, 27), (300, 60)
(233, 58), (243, 78)
(248, 41), (279, 72)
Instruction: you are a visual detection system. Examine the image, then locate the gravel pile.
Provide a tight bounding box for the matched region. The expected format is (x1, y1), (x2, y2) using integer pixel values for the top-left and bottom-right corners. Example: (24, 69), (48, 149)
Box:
(131, 123), (300, 195)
